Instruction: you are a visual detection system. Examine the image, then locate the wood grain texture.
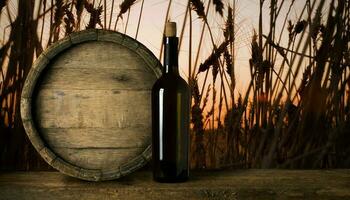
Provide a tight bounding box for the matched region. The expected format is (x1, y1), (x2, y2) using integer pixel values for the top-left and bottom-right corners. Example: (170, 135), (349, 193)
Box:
(52, 148), (145, 170)
(47, 41), (148, 70)
(35, 89), (151, 128)
(39, 68), (155, 90)
(41, 128), (150, 148)
(70, 29), (97, 44)
(21, 29), (161, 181)
(1, 170), (349, 200)
(43, 37), (72, 60)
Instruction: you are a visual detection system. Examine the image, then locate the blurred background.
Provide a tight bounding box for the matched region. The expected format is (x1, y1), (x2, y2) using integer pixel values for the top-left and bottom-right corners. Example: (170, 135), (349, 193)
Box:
(0, 0), (349, 170)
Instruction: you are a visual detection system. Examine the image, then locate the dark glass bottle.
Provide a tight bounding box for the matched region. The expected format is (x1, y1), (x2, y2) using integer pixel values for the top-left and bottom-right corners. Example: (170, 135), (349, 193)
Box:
(152, 22), (190, 182)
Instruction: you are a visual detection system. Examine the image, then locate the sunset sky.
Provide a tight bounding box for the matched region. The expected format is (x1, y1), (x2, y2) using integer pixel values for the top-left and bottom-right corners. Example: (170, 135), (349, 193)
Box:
(104, 0), (309, 92)
(0, 0), (311, 91)
(0, 0), (326, 126)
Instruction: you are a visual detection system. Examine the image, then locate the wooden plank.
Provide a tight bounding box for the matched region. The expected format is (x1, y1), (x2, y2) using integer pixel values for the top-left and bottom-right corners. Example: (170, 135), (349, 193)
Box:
(69, 29), (97, 44)
(38, 67), (155, 90)
(0, 170), (350, 199)
(120, 155), (146, 175)
(39, 147), (57, 165)
(21, 119), (45, 151)
(35, 89), (151, 128)
(97, 30), (124, 44)
(21, 66), (41, 98)
(52, 147), (144, 170)
(43, 37), (72, 60)
(41, 127), (151, 149)
(122, 35), (139, 50)
(136, 44), (162, 77)
(48, 41), (147, 70)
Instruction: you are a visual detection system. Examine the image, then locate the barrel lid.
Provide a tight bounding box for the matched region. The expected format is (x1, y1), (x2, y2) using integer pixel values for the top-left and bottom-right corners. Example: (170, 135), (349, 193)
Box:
(21, 29), (162, 181)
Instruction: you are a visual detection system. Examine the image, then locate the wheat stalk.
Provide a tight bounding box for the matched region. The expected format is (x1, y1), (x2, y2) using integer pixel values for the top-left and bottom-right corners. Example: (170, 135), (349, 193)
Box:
(135, 0), (144, 39)
(114, 0), (137, 30)
(213, 0), (224, 16)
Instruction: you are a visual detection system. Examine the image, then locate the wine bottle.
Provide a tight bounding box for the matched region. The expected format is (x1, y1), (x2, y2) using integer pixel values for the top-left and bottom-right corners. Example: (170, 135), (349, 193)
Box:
(152, 22), (190, 182)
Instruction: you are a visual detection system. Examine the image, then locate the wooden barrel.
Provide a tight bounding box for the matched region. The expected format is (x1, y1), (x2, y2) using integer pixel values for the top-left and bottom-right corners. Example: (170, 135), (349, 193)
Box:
(21, 29), (162, 181)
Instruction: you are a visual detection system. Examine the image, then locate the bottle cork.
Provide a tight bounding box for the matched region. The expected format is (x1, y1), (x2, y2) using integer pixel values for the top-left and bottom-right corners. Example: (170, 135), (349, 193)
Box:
(165, 22), (177, 37)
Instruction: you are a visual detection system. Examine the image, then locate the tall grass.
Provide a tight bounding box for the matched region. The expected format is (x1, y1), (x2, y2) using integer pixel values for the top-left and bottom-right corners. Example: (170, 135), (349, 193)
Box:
(0, 0), (349, 170)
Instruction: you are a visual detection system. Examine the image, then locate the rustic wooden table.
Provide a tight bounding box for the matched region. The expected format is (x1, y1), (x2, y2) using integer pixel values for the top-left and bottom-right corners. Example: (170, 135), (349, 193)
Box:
(0, 170), (349, 199)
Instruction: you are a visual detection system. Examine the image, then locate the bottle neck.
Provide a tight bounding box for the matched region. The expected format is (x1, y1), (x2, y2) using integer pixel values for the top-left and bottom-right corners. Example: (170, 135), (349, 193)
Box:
(163, 36), (179, 74)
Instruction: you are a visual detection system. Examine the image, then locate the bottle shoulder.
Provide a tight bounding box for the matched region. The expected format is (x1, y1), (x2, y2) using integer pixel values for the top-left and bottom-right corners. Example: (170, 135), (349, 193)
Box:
(152, 74), (189, 91)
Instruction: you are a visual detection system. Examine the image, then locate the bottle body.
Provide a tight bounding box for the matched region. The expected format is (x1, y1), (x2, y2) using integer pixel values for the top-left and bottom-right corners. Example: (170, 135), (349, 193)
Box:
(152, 31), (190, 182)
(152, 75), (190, 182)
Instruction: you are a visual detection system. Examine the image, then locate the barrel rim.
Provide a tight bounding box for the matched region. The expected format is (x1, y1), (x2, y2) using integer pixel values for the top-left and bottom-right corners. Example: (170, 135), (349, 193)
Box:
(20, 29), (161, 181)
